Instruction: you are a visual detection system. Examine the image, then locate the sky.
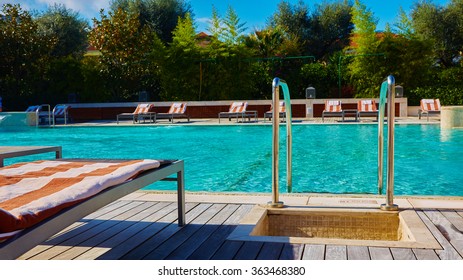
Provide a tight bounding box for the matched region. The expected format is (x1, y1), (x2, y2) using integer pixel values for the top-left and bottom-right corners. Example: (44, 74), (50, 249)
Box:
(1, 0), (452, 32)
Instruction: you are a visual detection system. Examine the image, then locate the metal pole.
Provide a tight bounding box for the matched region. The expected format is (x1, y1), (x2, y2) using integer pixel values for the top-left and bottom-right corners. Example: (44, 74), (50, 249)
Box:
(381, 75), (398, 211)
(269, 78), (284, 208)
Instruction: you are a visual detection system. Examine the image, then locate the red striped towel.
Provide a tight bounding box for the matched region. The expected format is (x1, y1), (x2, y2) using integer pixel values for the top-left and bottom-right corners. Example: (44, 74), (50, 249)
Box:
(325, 100), (342, 112)
(420, 99), (441, 112)
(358, 100), (377, 112)
(0, 159), (160, 235)
(168, 103), (187, 114)
(229, 102), (247, 113)
(133, 104), (153, 115)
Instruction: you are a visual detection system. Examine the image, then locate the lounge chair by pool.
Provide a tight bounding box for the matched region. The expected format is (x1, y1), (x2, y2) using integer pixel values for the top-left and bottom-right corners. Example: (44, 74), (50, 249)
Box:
(156, 102), (190, 123)
(0, 158), (185, 259)
(357, 99), (378, 121)
(418, 99), (441, 121)
(52, 104), (71, 125)
(218, 101), (257, 123)
(117, 103), (156, 124)
(264, 101), (286, 122)
(322, 100), (343, 122)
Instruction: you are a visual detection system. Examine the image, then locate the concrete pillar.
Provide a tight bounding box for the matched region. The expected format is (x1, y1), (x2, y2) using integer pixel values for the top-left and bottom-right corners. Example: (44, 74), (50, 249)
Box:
(441, 106), (463, 129)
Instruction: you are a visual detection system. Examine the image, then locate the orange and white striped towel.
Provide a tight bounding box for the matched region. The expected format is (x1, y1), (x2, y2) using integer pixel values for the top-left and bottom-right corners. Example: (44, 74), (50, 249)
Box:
(421, 99), (441, 112)
(133, 104), (153, 115)
(168, 103), (187, 114)
(0, 159), (160, 235)
(229, 102), (247, 113)
(325, 100), (342, 112)
(358, 100), (377, 112)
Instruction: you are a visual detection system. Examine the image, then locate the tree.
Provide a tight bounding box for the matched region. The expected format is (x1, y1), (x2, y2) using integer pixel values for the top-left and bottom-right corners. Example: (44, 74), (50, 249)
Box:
(307, 1), (353, 61)
(110, 0), (192, 43)
(161, 13), (201, 100)
(35, 3), (89, 58)
(347, 0), (384, 97)
(411, 0), (463, 68)
(89, 8), (164, 101)
(0, 4), (55, 109)
(222, 6), (247, 45)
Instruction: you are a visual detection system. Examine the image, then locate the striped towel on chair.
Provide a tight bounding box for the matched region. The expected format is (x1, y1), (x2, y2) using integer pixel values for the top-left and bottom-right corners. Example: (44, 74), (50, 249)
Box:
(325, 100), (342, 112)
(0, 159), (160, 237)
(229, 102), (247, 113)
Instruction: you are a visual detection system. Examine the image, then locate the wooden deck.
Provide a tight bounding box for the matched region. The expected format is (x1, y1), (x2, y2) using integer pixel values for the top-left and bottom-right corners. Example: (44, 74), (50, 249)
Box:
(18, 192), (463, 260)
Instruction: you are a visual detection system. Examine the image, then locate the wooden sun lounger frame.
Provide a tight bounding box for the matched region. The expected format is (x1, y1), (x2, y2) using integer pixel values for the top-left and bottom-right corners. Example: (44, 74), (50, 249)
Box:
(0, 159), (185, 260)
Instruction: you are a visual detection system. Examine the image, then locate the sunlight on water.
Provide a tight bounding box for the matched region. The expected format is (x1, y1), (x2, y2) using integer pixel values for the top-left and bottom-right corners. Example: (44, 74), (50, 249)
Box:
(2, 124), (463, 196)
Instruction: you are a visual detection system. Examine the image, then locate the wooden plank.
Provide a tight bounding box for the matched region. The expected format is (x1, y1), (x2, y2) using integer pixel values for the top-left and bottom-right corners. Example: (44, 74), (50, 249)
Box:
(211, 241), (244, 260)
(26, 201), (146, 260)
(256, 242), (285, 260)
(188, 204), (253, 260)
(141, 204), (225, 260)
(325, 245), (347, 260)
(412, 249), (440, 260)
(440, 210), (463, 232)
(390, 248), (416, 260)
(52, 202), (155, 260)
(234, 242), (264, 260)
(20, 200), (133, 259)
(279, 243), (304, 260)
(347, 246), (370, 260)
(302, 244), (325, 260)
(369, 247), (392, 260)
(421, 210), (463, 259)
(166, 204), (239, 260)
(96, 202), (183, 260)
(121, 203), (208, 260)
(76, 202), (174, 260)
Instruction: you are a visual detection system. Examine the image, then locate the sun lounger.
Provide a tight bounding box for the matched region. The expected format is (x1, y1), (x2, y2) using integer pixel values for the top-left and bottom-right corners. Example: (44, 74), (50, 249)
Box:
(117, 103), (156, 124)
(0, 158), (185, 259)
(264, 101), (286, 122)
(156, 103), (190, 123)
(218, 101), (257, 123)
(357, 99), (378, 121)
(418, 99), (441, 121)
(322, 100), (343, 122)
(52, 104), (71, 125)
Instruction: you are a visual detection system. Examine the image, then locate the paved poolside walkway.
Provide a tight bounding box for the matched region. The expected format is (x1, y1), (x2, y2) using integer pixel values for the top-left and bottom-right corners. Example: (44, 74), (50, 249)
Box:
(19, 191), (463, 260)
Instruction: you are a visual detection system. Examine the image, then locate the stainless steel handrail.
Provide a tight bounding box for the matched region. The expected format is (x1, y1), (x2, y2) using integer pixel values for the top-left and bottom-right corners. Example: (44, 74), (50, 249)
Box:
(379, 75), (399, 211)
(269, 77), (292, 208)
(35, 104), (51, 127)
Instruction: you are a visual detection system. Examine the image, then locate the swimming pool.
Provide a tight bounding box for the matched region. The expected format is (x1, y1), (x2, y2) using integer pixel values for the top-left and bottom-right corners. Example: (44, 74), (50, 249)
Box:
(2, 124), (462, 196)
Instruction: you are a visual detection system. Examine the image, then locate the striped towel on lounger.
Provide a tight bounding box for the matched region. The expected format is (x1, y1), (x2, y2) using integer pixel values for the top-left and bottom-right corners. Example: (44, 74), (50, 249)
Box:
(0, 159), (160, 240)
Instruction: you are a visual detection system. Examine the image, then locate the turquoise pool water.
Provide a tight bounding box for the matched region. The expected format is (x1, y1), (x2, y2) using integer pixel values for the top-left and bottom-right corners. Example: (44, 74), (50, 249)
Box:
(2, 124), (462, 196)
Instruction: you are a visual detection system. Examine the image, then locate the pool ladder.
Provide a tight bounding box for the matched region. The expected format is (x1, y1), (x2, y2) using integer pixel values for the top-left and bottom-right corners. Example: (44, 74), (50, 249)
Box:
(269, 78), (292, 208)
(378, 75), (399, 211)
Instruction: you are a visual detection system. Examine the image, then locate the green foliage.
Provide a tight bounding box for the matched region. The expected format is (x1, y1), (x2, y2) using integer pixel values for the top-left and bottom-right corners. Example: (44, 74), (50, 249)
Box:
(110, 0), (192, 43)
(411, 0), (463, 68)
(89, 7), (163, 101)
(347, 0), (383, 97)
(0, 4), (55, 109)
(35, 4), (89, 58)
(306, 1), (354, 60)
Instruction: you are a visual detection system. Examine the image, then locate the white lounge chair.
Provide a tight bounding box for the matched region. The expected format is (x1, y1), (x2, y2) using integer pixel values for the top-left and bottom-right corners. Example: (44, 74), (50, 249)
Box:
(0, 158), (185, 259)
(218, 102), (257, 123)
(357, 99), (378, 121)
(156, 103), (190, 123)
(322, 100), (343, 122)
(117, 103), (156, 124)
(418, 99), (441, 121)
(264, 101), (286, 122)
